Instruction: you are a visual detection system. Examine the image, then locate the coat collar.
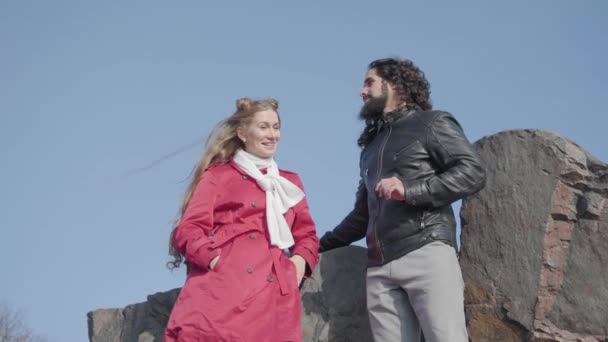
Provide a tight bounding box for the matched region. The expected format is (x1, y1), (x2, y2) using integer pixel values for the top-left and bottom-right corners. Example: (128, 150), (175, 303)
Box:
(229, 159), (246, 175)
(229, 159), (270, 175)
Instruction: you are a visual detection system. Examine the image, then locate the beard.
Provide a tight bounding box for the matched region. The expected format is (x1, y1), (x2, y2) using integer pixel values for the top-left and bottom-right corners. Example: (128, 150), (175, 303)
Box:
(358, 94), (387, 121)
(359, 82), (389, 121)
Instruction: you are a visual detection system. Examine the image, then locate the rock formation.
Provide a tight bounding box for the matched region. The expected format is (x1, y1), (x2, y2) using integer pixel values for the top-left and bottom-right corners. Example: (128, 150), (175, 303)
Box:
(461, 129), (607, 341)
(88, 129), (608, 341)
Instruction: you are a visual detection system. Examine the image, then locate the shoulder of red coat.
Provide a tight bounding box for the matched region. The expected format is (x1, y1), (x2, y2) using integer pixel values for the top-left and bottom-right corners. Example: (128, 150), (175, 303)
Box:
(204, 162), (232, 175)
(279, 167), (298, 175)
(279, 168), (303, 183)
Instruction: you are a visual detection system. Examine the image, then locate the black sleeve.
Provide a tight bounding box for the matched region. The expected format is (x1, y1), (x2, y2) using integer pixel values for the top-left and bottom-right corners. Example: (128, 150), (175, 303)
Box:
(319, 179), (369, 252)
(404, 112), (486, 208)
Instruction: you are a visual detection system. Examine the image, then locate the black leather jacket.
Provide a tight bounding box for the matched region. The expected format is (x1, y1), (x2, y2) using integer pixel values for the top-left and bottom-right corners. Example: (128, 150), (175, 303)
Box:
(319, 110), (486, 266)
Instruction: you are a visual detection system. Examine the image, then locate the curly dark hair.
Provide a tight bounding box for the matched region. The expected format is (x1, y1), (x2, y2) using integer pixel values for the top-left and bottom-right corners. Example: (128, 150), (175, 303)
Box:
(357, 58), (432, 147)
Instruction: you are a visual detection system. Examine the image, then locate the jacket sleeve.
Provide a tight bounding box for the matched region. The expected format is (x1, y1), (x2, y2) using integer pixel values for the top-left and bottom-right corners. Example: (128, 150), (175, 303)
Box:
(404, 112), (486, 208)
(172, 170), (222, 270)
(289, 176), (320, 277)
(318, 179), (369, 252)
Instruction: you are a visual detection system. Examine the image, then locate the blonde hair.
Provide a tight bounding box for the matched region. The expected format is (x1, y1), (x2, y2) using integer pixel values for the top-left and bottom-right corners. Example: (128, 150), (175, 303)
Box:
(167, 97), (280, 269)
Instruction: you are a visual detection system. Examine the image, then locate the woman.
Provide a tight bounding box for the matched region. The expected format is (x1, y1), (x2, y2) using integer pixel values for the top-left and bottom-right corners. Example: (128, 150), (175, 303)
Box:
(164, 98), (319, 342)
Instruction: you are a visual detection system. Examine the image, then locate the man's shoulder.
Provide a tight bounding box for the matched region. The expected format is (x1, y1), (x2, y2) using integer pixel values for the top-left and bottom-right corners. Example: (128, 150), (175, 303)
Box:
(411, 109), (455, 127)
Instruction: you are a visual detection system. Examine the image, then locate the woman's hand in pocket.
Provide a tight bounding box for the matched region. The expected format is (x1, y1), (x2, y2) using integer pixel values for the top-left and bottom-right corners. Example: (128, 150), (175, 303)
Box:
(289, 254), (306, 286)
(209, 255), (220, 270)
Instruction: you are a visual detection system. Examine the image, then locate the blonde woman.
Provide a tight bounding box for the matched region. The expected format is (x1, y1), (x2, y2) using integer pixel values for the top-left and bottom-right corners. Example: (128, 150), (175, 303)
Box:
(164, 98), (319, 341)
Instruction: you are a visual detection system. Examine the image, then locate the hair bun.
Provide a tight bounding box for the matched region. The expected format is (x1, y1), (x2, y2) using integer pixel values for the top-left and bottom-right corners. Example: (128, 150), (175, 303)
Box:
(236, 98), (253, 111)
(268, 98), (279, 110)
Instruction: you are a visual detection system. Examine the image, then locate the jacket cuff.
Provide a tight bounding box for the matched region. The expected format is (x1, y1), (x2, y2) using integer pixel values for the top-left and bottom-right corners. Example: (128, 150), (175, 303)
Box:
(188, 238), (221, 269)
(318, 232), (331, 253)
(404, 179), (427, 207)
(292, 246), (316, 277)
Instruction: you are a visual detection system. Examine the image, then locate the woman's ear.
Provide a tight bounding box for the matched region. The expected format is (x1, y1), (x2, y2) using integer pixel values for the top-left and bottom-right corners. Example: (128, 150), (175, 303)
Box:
(236, 126), (246, 143)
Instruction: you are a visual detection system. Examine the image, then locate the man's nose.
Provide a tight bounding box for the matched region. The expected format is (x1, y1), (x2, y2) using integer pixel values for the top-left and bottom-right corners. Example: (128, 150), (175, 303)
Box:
(360, 87), (368, 98)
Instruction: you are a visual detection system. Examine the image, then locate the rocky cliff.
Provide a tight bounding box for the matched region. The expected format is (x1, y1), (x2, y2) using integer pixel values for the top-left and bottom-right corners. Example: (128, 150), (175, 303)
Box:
(88, 129), (608, 341)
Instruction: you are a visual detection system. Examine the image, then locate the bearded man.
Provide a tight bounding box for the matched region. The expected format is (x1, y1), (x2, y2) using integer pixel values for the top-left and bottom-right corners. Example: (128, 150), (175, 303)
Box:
(319, 58), (486, 342)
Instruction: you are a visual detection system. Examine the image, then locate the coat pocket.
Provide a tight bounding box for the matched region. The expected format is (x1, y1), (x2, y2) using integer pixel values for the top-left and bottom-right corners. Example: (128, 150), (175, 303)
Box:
(284, 256), (299, 290)
(209, 240), (234, 273)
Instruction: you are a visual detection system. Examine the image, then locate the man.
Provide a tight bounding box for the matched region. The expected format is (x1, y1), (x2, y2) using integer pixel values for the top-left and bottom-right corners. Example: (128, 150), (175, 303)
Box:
(319, 58), (486, 342)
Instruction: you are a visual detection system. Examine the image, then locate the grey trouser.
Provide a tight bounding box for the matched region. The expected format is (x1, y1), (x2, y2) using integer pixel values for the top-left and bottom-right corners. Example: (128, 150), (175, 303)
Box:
(366, 241), (468, 342)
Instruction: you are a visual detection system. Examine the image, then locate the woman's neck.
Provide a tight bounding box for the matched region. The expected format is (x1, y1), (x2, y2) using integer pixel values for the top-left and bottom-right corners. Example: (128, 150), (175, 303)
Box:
(240, 149), (273, 169)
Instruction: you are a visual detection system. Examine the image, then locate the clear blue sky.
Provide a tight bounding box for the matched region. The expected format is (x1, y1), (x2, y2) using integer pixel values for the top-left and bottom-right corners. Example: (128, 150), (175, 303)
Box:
(1, 1), (606, 341)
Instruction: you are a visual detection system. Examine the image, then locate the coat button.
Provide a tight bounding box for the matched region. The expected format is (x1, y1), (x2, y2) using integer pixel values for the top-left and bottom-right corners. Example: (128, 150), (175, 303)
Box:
(247, 267), (254, 273)
(242, 175), (248, 180)
(249, 233), (257, 239)
(251, 201), (257, 208)
(267, 275), (275, 282)
(430, 232), (438, 239)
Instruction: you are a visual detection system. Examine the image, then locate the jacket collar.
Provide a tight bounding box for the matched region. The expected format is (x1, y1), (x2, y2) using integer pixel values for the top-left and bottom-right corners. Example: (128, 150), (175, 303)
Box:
(378, 106), (420, 129)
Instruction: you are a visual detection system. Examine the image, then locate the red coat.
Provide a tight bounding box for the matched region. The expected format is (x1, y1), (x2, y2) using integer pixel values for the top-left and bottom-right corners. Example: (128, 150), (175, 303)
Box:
(164, 161), (319, 342)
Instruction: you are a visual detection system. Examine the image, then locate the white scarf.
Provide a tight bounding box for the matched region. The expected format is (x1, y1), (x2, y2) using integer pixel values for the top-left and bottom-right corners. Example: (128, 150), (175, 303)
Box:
(232, 149), (305, 249)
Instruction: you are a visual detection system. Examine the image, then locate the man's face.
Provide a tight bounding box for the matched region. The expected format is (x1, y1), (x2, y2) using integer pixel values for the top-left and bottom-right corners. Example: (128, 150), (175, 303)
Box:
(359, 68), (388, 121)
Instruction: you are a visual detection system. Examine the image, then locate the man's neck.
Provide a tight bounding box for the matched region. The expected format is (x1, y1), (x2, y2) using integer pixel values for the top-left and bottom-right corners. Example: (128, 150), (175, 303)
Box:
(383, 101), (406, 115)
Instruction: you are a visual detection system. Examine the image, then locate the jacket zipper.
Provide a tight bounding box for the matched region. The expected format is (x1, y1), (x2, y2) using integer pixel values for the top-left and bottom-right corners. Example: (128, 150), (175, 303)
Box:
(374, 125), (392, 264)
(420, 211), (425, 229)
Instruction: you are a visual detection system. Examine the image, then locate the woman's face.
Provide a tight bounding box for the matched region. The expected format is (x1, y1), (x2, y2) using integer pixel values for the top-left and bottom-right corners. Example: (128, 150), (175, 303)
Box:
(238, 109), (281, 158)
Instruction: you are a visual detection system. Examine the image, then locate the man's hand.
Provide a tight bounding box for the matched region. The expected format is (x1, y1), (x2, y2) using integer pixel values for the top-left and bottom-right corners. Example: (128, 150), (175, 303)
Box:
(289, 254), (306, 286)
(375, 176), (406, 201)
